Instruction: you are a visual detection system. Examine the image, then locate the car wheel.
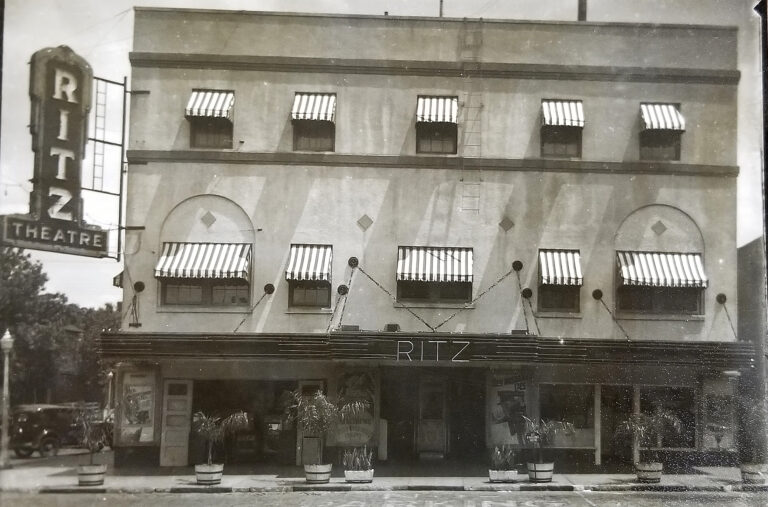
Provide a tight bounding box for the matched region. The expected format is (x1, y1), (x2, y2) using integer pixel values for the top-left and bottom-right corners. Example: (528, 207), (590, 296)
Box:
(38, 437), (60, 457)
(14, 448), (34, 458)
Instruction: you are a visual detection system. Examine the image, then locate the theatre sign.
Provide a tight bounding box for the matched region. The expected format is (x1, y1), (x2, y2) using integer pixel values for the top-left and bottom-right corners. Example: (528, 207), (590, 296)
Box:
(0, 46), (108, 257)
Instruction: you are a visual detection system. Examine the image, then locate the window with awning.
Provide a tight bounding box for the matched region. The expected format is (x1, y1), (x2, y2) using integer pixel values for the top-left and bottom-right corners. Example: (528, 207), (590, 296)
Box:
(639, 103), (684, 161)
(416, 96), (459, 123)
(184, 90), (234, 149)
(616, 251), (706, 315)
(640, 103), (685, 131)
(540, 99), (583, 158)
(286, 244), (333, 308)
(538, 249), (582, 313)
(541, 100), (584, 128)
(291, 93), (336, 151)
(416, 96), (458, 154)
(112, 271), (123, 288)
(396, 247), (473, 303)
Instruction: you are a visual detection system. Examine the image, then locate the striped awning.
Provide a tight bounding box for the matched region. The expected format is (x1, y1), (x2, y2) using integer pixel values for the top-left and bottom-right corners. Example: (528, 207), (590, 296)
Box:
(539, 250), (583, 286)
(416, 96), (459, 123)
(617, 251), (707, 288)
(185, 90), (235, 121)
(396, 246), (473, 282)
(640, 103), (685, 131)
(286, 244), (333, 281)
(541, 100), (585, 128)
(112, 271), (123, 288)
(154, 243), (251, 281)
(291, 93), (336, 122)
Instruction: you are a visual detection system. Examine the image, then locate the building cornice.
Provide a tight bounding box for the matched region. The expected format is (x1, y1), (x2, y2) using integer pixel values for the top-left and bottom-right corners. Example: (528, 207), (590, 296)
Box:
(125, 149), (739, 178)
(129, 52), (740, 85)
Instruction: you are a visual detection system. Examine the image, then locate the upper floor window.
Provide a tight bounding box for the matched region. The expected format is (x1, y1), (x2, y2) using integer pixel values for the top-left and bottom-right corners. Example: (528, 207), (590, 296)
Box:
(416, 96), (458, 154)
(185, 90), (234, 149)
(285, 244), (333, 308)
(538, 249), (582, 312)
(292, 93), (336, 152)
(396, 246), (472, 303)
(639, 103), (684, 161)
(616, 251), (707, 315)
(540, 99), (584, 158)
(155, 242), (251, 307)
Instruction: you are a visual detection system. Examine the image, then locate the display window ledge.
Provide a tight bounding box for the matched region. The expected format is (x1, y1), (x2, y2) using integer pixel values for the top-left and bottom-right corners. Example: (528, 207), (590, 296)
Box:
(616, 313), (704, 322)
(157, 306), (251, 314)
(285, 307), (333, 314)
(534, 311), (582, 319)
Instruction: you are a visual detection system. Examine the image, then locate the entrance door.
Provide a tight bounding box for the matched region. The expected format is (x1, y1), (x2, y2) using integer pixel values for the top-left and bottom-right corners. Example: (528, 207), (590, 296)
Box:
(417, 378), (447, 458)
(296, 380), (325, 465)
(159, 379), (193, 466)
(600, 385), (633, 465)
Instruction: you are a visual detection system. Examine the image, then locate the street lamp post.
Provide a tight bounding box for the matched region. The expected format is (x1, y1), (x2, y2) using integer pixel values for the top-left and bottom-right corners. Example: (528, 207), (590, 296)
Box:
(1, 329), (14, 469)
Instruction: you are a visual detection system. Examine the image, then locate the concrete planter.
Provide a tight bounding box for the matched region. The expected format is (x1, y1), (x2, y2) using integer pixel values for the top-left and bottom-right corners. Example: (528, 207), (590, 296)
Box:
(77, 464), (107, 486)
(527, 462), (554, 483)
(195, 463), (224, 485)
(488, 469), (518, 482)
(344, 469), (374, 483)
(741, 463), (767, 484)
(635, 462), (663, 483)
(304, 463), (332, 483)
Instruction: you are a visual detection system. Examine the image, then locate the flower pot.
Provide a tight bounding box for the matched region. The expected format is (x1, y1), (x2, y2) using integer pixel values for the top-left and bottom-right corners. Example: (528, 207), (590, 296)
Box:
(635, 462), (663, 483)
(77, 464), (107, 486)
(344, 469), (374, 483)
(304, 463), (332, 483)
(741, 463), (767, 484)
(527, 462), (554, 483)
(195, 463), (224, 485)
(488, 469), (517, 483)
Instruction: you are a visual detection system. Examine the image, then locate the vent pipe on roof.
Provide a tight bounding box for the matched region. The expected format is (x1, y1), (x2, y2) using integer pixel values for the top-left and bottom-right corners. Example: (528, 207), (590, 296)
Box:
(439, 0), (444, 18)
(578, 0), (587, 21)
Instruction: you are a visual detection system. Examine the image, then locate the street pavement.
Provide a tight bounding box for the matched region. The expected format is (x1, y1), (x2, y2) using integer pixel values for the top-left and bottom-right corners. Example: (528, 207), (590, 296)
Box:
(3, 491), (768, 506)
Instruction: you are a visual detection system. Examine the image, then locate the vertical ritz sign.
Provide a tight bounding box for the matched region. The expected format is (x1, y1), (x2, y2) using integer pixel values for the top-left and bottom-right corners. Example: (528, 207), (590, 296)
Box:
(1, 45), (108, 257)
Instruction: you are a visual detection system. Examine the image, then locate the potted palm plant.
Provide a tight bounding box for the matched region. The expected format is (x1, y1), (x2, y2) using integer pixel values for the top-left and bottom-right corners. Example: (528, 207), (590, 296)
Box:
(488, 444), (518, 482)
(738, 397), (768, 484)
(76, 408), (108, 486)
(522, 416), (574, 483)
(614, 408), (681, 483)
(286, 389), (340, 483)
(192, 411), (250, 485)
(342, 445), (374, 483)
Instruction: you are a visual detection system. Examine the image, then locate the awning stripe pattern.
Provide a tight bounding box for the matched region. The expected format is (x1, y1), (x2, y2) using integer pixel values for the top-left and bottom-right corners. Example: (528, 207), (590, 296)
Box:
(617, 251), (707, 288)
(541, 100), (585, 128)
(416, 96), (459, 123)
(112, 271), (123, 288)
(185, 90), (235, 121)
(291, 93), (337, 122)
(539, 250), (583, 286)
(640, 103), (685, 131)
(396, 247), (473, 282)
(154, 243), (251, 281)
(286, 244), (333, 281)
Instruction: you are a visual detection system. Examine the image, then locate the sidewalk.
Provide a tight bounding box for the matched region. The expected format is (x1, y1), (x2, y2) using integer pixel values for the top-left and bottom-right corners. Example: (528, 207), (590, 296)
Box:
(1, 451), (766, 494)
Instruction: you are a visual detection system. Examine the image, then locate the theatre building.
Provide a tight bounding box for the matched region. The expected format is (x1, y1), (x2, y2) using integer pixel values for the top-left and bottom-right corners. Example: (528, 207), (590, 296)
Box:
(101, 8), (754, 469)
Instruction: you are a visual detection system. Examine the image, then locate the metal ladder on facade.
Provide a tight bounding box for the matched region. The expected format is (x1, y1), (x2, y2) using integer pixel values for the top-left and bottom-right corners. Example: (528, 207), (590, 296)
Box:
(459, 19), (484, 213)
(90, 80), (107, 191)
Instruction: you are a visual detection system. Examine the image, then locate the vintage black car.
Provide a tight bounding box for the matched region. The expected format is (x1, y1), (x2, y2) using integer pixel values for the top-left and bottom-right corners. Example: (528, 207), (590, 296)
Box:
(10, 404), (85, 457)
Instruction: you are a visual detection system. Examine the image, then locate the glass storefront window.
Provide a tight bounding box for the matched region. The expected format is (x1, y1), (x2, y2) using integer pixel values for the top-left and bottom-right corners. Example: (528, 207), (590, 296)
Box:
(539, 384), (594, 447)
(640, 386), (696, 449)
(119, 372), (156, 444)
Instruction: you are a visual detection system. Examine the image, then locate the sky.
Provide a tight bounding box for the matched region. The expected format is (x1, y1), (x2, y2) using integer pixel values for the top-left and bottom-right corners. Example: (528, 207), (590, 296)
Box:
(1, 0), (764, 308)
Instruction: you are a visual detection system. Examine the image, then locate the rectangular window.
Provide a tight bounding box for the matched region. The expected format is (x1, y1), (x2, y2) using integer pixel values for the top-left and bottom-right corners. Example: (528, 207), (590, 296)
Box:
(538, 285), (580, 312)
(640, 130), (681, 161)
(293, 120), (335, 151)
(289, 280), (331, 308)
(617, 286), (702, 314)
(416, 123), (457, 154)
(162, 280), (249, 306)
(190, 118), (233, 149)
(541, 126), (581, 158)
(397, 281), (472, 303)
(539, 384), (595, 448)
(640, 386), (696, 448)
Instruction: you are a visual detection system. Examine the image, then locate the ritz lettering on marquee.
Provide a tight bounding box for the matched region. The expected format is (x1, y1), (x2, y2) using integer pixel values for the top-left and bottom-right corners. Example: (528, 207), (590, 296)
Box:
(396, 339), (471, 362)
(0, 45), (109, 257)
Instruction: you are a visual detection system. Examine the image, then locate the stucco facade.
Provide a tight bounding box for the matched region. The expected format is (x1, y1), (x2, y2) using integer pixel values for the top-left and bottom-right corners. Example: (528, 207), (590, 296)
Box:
(103, 8), (751, 470)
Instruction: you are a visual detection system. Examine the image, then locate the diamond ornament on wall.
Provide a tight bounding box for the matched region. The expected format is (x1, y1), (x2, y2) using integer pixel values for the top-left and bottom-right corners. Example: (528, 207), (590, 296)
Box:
(357, 214), (373, 231)
(201, 211), (217, 228)
(651, 220), (667, 236)
(499, 216), (515, 232)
